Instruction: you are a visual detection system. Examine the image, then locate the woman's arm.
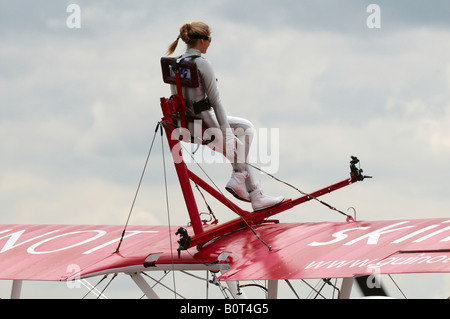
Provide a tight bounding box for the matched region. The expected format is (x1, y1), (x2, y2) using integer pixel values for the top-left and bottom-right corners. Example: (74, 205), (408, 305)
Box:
(197, 58), (230, 131)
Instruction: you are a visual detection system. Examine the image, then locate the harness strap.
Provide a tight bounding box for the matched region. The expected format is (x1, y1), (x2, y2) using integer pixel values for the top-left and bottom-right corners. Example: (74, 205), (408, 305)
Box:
(173, 54), (201, 70)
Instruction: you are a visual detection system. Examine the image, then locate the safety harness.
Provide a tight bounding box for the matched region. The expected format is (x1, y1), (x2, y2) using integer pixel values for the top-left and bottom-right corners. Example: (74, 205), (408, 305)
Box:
(175, 54), (212, 114)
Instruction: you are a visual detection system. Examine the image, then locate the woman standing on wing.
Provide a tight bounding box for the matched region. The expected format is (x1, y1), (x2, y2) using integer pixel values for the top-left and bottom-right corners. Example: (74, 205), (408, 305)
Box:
(167, 21), (284, 211)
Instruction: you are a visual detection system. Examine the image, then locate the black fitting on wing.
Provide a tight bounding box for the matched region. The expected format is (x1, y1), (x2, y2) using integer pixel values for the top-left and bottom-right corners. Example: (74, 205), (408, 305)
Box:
(175, 227), (191, 258)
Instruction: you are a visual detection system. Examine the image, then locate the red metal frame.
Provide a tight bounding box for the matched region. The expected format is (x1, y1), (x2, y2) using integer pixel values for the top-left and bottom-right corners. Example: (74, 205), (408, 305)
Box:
(160, 61), (362, 250)
(188, 177), (356, 248)
(160, 97), (204, 236)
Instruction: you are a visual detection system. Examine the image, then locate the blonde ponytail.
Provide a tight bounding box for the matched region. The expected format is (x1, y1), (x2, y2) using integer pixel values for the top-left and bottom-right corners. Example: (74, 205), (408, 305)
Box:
(166, 36), (180, 56)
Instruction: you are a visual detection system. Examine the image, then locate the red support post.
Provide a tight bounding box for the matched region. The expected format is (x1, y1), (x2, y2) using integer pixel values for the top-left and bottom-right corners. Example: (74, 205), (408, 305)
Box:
(160, 98), (203, 236)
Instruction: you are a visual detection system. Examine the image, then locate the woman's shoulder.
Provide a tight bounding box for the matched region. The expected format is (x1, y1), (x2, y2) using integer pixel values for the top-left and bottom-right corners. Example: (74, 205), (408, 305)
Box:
(194, 55), (214, 73)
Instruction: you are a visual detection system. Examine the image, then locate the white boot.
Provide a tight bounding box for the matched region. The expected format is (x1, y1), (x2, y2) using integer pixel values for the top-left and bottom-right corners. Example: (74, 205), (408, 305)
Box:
(250, 186), (284, 211)
(226, 171), (251, 202)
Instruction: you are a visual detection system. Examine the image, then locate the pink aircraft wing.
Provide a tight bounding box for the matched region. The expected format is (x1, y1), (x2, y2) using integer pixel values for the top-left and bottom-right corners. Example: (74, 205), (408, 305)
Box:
(0, 224), (200, 281)
(195, 218), (450, 281)
(1, 218), (449, 282)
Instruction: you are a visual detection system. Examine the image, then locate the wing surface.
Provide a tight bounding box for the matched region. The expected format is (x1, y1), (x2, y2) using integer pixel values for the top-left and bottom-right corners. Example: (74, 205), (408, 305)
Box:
(0, 224), (199, 281)
(196, 218), (450, 281)
(1, 219), (449, 282)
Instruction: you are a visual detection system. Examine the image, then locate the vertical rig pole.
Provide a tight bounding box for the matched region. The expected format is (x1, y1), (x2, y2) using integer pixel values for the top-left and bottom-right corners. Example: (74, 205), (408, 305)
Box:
(160, 98), (203, 236)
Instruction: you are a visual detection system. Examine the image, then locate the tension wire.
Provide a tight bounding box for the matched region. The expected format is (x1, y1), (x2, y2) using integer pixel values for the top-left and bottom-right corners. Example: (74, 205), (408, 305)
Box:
(246, 163), (355, 221)
(115, 122), (161, 253)
(160, 123), (178, 299)
(96, 273), (117, 299)
(82, 275), (108, 299)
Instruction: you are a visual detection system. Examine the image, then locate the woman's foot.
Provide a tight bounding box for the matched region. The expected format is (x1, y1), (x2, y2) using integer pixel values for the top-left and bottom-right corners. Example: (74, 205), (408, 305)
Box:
(225, 171), (251, 202)
(249, 186), (284, 211)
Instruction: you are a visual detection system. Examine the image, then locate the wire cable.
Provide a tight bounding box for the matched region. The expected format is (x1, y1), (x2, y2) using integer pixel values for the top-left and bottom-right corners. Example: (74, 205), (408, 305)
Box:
(160, 124), (178, 299)
(81, 275), (108, 299)
(79, 279), (108, 299)
(160, 125), (177, 298)
(115, 122), (161, 253)
(284, 279), (300, 299)
(96, 273), (117, 299)
(247, 162), (354, 221)
(387, 274), (407, 299)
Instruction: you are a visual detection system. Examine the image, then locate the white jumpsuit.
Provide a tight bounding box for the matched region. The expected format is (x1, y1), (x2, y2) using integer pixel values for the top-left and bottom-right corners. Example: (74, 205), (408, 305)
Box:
(170, 48), (257, 192)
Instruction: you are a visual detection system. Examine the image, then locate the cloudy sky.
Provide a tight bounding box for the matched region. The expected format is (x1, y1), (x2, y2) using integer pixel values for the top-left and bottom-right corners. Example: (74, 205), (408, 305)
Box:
(1, 0), (450, 298)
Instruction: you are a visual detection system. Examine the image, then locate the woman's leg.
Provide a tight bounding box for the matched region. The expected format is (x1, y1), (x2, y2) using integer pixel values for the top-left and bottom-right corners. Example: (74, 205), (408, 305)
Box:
(226, 116), (257, 192)
(197, 112), (284, 209)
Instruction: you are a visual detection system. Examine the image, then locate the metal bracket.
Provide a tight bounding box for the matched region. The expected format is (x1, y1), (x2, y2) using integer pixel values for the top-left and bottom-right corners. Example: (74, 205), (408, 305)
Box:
(175, 227), (191, 258)
(350, 156), (372, 181)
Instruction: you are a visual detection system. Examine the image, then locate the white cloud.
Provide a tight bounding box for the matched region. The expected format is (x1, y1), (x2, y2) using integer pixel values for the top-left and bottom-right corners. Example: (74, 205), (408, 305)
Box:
(0, 173), (47, 193)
